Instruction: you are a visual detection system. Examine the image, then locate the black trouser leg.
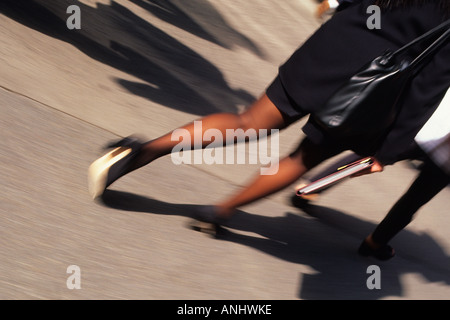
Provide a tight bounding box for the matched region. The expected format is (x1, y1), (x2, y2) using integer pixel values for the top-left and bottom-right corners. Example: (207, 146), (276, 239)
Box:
(371, 159), (449, 245)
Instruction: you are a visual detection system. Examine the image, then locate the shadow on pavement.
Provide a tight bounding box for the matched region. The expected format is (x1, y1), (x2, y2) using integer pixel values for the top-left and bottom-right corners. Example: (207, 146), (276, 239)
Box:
(101, 189), (450, 300)
(0, 0), (256, 115)
(129, 0), (265, 57)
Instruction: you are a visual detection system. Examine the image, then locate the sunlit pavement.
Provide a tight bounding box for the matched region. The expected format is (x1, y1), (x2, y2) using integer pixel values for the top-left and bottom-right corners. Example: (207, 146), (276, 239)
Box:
(1, 0), (449, 300)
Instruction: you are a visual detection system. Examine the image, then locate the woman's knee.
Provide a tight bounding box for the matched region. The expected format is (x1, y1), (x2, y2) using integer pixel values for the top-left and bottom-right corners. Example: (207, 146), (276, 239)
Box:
(290, 138), (342, 170)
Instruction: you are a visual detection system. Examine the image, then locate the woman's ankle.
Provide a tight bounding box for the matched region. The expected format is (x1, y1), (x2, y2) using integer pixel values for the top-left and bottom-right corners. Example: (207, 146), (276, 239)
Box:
(129, 141), (158, 170)
(214, 205), (237, 219)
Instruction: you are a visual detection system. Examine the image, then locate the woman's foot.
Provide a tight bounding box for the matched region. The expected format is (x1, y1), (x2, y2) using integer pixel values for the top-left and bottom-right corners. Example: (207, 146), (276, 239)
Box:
(88, 136), (144, 199)
(189, 205), (235, 236)
(290, 183), (319, 209)
(358, 235), (395, 261)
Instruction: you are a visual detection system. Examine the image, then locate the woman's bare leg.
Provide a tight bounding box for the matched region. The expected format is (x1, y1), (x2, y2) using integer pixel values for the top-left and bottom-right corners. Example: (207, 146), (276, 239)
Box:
(214, 138), (343, 217)
(130, 94), (296, 169)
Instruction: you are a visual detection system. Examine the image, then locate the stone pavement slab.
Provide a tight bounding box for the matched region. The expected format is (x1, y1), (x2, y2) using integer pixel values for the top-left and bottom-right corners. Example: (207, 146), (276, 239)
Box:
(1, 0), (449, 300)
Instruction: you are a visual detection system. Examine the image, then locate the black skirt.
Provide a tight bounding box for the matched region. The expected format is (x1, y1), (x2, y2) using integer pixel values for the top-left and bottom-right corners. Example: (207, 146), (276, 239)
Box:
(266, 0), (450, 159)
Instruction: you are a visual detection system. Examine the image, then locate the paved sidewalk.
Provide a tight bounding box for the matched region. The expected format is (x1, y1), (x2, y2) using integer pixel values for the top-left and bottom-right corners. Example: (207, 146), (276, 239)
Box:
(1, 0), (449, 300)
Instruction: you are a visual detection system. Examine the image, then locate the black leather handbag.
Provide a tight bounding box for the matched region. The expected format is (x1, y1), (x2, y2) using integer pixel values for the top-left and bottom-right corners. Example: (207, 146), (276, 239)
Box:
(312, 19), (450, 154)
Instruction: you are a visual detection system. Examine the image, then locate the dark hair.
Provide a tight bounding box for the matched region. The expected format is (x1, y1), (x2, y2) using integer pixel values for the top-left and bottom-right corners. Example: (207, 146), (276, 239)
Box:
(374, 0), (450, 13)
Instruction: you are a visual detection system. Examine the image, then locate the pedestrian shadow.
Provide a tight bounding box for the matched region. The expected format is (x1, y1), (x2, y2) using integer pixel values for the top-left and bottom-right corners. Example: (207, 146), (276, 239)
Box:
(0, 0), (255, 115)
(100, 189), (450, 300)
(296, 204), (450, 299)
(128, 0), (266, 58)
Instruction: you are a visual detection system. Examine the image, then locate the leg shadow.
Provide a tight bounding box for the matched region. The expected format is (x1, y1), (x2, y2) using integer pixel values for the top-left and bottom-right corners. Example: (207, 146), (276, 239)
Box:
(100, 189), (450, 299)
(297, 204), (450, 298)
(129, 0), (266, 58)
(1, 0), (255, 115)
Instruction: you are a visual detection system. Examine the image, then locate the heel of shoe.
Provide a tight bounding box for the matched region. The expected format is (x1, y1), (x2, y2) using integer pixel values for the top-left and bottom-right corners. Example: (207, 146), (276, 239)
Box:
(189, 206), (231, 236)
(358, 240), (395, 261)
(357, 240), (373, 257)
(103, 136), (143, 151)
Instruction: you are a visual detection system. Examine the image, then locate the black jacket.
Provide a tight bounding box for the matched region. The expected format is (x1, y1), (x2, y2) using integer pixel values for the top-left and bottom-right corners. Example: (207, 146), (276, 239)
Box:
(279, 0), (450, 164)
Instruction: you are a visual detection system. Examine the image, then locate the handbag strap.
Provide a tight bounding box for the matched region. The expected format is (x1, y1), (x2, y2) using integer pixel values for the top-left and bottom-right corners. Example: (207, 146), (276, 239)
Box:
(391, 19), (450, 74)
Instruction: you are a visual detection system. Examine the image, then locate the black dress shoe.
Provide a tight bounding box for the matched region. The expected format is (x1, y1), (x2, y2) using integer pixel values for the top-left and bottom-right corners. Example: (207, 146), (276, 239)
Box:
(358, 239), (395, 261)
(290, 193), (311, 209)
(188, 206), (230, 236)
